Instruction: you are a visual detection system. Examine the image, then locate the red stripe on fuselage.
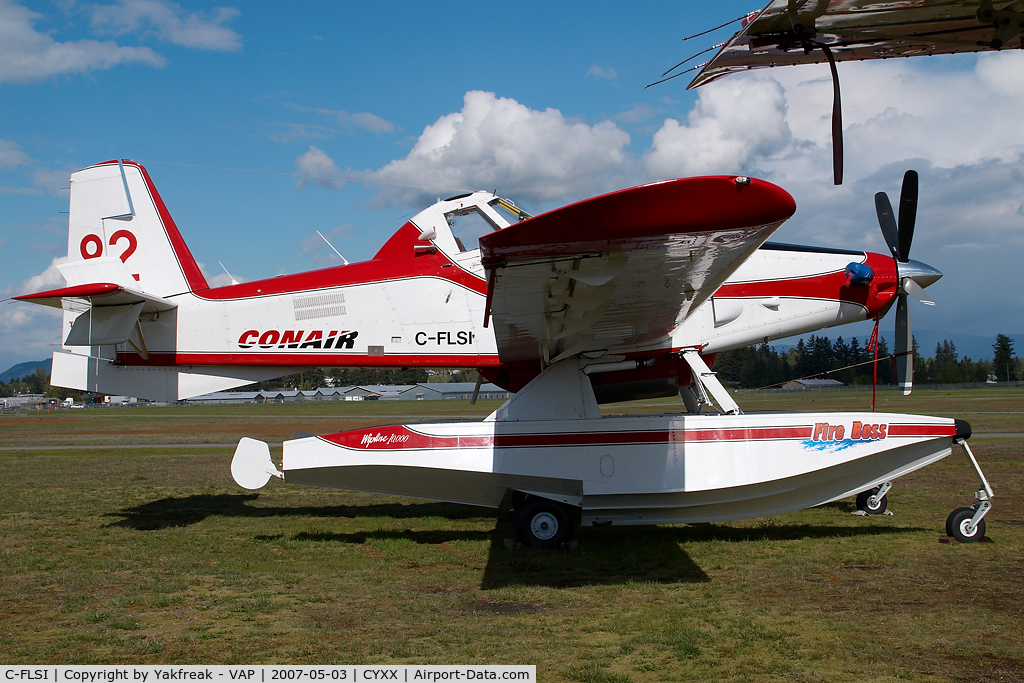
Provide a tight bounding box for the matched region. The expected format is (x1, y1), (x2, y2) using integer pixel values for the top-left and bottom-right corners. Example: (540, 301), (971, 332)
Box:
(115, 351), (502, 368)
(320, 425), (816, 450)
(887, 424), (957, 437)
(713, 252), (898, 317)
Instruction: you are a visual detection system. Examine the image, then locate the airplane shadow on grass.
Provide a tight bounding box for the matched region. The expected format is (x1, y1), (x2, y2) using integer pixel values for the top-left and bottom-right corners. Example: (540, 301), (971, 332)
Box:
(106, 493), (922, 589)
(106, 493), (490, 530)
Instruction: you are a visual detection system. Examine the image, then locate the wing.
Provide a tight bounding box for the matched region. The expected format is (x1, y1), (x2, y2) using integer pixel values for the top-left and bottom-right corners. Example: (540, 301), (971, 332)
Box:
(689, 0), (1018, 89)
(479, 177), (796, 365)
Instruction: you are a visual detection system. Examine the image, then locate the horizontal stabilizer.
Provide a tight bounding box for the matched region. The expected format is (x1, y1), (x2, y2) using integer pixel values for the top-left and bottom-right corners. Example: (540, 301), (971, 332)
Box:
(15, 282), (177, 313)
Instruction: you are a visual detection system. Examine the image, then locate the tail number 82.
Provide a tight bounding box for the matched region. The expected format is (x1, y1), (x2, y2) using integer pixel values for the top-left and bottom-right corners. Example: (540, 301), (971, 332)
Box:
(80, 230), (139, 280)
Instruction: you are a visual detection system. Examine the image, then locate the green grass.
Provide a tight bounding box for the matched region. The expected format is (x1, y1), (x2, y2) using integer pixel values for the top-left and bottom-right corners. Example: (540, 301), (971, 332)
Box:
(1, 387), (1022, 680)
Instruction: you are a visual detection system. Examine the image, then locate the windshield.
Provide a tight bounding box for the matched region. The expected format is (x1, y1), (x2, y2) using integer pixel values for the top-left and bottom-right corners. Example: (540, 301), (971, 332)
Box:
(489, 197), (531, 224)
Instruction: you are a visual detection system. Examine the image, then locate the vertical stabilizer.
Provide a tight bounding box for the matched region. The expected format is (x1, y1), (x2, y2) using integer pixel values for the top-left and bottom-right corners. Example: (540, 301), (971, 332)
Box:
(61, 160), (208, 298)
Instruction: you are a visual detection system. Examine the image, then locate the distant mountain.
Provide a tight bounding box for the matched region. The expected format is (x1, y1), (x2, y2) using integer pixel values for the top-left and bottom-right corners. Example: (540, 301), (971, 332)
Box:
(1, 359), (52, 384)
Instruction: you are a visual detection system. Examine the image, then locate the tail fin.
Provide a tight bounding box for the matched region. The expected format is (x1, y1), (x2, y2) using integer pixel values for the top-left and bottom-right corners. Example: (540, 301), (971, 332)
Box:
(60, 160), (208, 296)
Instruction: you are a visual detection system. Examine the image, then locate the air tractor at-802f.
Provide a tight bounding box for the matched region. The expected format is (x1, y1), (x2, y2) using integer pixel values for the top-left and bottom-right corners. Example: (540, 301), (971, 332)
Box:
(17, 160), (993, 547)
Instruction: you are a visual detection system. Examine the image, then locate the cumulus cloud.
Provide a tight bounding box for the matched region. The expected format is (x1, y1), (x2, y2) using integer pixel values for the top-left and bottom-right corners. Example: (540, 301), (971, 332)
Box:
(90, 0), (242, 51)
(0, 0), (164, 83)
(294, 146), (346, 190)
(366, 90), (631, 207)
(0, 257), (67, 371)
(642, 77), (792, 180)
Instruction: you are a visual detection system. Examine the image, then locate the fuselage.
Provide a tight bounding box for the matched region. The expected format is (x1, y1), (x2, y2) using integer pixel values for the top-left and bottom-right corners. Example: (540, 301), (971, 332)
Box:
(22, 162), (934, 401)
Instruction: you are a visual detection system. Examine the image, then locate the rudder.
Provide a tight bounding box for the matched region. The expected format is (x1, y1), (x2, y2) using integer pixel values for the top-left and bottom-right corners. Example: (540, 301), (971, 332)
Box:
(61, 160), (208, 297)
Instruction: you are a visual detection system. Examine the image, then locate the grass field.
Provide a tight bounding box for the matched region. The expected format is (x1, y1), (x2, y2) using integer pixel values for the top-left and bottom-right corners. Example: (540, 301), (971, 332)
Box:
(1, 388), (1022, 681)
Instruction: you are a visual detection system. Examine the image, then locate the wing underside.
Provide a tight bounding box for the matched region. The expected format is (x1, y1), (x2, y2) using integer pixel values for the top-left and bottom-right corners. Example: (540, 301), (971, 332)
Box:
(689, 0), (1020, 89)
(479, 177), (796, 365)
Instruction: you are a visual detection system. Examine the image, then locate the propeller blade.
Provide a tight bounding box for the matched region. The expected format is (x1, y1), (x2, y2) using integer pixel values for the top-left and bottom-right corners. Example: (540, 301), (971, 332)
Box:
(902, 277), (935, 306)
(894, 294), (913, 395)
(821, 44), (843, 185)
(897, 170), (918, 262)
(875, 192), (900, 262)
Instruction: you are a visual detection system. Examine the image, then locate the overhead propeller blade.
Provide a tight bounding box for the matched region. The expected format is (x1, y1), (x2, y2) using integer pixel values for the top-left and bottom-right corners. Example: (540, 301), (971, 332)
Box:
(874, 192), (900, 262)
(875, 169), (929, 396)
(894, 294), (913, 395)
(897, 170), (918, 262)
(902, 277), (935, 306)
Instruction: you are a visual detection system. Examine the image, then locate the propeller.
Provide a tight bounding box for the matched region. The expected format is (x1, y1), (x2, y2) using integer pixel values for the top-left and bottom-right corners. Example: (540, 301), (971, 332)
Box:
(873, 170), (940, 395)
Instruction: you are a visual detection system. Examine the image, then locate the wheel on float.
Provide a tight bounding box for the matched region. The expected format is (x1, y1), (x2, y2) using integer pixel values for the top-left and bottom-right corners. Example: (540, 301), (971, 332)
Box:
(514, 498), (573, 548)
(946, 507), (986, 543)
(856, 487), (888, 514)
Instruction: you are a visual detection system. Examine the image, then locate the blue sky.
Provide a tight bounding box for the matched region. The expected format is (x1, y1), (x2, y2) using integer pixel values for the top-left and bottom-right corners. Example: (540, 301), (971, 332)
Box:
(2, 0), (1023, 371)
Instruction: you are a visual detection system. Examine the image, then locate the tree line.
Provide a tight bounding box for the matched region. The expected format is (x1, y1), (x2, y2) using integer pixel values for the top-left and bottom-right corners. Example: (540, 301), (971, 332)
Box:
(714, 333), (1021, 389)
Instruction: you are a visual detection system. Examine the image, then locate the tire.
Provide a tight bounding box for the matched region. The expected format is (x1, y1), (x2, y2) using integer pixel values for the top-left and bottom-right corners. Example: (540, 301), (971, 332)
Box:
(946, 507), (986, 542)
(856, 487), (888, 514)
(514, 498), (573, 548)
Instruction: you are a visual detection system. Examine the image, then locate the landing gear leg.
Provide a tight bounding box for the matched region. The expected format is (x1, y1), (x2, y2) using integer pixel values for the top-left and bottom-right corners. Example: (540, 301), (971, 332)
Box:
(946, 438), (994, 543)
(856, 481), (891, 514)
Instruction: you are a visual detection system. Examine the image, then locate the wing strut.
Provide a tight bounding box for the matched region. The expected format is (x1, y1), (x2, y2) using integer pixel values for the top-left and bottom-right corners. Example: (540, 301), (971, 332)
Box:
(681, 350), (742, 415)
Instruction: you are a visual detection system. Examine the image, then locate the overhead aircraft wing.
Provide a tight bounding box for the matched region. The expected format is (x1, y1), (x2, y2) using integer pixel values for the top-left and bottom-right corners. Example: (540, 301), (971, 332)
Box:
(478, 177), (796, 365)
(688, 0), (1019, 89)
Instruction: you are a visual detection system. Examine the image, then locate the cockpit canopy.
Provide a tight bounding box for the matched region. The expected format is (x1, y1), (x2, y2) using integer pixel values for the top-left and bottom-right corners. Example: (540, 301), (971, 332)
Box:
(410, 190), (531, 257)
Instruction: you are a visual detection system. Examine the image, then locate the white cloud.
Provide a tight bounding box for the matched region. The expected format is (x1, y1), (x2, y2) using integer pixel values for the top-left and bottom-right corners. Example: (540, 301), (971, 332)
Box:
(642, 77), (792, 180)
(90, 0), (242, 51)
(0, 139), (32, 169)
(0, 0), (165, 83)
(294, 146), (346, 190)
(587, 65), (617, 80)
(367, 90), (631, 208)
(0, 257), (67, 371)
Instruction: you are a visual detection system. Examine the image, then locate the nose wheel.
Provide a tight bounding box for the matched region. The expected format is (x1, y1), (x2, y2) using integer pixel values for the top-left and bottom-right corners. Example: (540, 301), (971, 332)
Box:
(856, 481), (891, 514)
(945, 438), (994, 543)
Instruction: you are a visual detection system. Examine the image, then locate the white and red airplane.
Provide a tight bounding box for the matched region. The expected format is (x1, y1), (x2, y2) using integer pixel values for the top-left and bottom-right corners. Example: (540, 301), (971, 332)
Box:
(16, 160), (993, 546)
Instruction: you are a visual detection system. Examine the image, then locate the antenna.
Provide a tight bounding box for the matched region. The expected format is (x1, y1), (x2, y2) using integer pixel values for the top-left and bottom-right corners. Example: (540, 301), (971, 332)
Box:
(317, 230), (349, 265)
(218, 261), (239, 286)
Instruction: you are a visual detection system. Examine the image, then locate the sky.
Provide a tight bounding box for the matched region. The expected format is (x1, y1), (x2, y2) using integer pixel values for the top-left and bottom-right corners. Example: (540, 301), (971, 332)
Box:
(1, 0), (1023, 373)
